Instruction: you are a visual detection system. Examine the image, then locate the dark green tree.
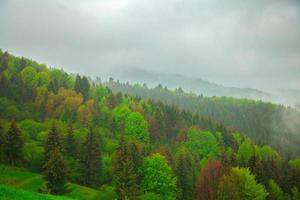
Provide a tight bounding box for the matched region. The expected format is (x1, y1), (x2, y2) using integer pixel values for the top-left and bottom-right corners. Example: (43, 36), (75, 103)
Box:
(81, 76), (90, 101)
(107, 92), (117, 109)
(64, 124), (76, 158)
(79, 128), (101, 187)
(175, 150), (196, 200)
(43, 148), (69, 195)
(74, 75), (81, 94)
(4, 120), (24, 166)
(74, 75), (90, 101)
(44, 123), (62, 163)
(113, 136), (140, 200)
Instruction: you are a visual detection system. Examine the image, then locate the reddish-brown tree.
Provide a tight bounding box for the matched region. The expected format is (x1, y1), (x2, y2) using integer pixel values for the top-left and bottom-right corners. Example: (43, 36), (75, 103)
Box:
(194, 160), (227, 200)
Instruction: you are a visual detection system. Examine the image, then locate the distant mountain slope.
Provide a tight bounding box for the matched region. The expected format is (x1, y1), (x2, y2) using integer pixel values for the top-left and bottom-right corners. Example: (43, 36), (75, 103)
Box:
(105, 80), (300, 157)
(111, 68), (271, 99)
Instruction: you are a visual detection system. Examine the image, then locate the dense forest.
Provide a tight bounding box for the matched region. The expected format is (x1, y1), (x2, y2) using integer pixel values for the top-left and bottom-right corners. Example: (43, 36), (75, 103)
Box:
(0, 49), (300, 200)
(104, 79), (300, 157)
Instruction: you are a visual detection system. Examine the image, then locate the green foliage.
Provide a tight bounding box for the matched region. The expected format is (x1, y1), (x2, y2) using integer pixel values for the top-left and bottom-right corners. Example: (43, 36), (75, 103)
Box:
(92, 86), (108, 102)
(100, 155), (113, 185)
(237, 139), (254, 167)
(44, 124), (62, 162)
(138, 192), (163, 200)
(20, 66), (37, 86)
(218, 167), (268, 200)
(256, 145), (281, 164)
(185, 128), (220, 159)
(0, 98), (23, 120)
(23, 142), (44, 171)
(291, 187), (300, 200)
(113, 104), (132, 125)
(175, 149), (196, 200)
(288, 159), (300, 171)
(232, 132), (242, 146)
(113, 137), (140, 199)
(64, 125), (76, 158)
(33, 71), (50, 87)
(43, 148), (69, 195)
(124, 112), (149, 143)
(140, 154), (177, 200)
(74, 75), (90, 101)
(268, 179), (286, 200)
(4, 121), (24, 166)
(79, 128), (101, 188)
(20, 120), (47, 140)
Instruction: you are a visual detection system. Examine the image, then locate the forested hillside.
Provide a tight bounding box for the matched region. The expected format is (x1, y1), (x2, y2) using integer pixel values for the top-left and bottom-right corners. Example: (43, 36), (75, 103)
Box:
(0, 50), (300, 200)
(104, 79), (300, 157)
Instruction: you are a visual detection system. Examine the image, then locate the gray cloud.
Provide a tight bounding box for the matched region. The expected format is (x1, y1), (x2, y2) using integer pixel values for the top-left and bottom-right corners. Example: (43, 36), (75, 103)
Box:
(0, 0), (299, 90)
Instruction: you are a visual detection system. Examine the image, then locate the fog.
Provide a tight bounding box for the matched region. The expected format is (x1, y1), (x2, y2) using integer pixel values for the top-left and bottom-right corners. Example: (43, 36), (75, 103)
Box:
(0, 0), (300, 92)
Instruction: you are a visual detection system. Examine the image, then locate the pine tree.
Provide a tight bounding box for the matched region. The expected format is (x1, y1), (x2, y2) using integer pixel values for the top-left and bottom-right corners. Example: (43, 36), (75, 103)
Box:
(79, 128), (101, 187)
(74, 75), (90, 101)
(74, 75), (81, 94)
(43, 148), (69, 195)
(44, 123), (62, 163)
(64, 124), (76, 158)
(175, 150), (195, 200)
(107, 92), (117, 109)
(113, 136), (140, 200)
(4, 120), (24, 166)
(81, 76), (90, 101)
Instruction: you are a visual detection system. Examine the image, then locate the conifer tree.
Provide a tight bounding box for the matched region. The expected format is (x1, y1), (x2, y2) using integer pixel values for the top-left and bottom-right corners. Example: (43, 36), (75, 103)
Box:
(44, 123), (62, 163)
(81, 76), (90, 101)
(4, 120), (24, 166)
(64, 124), (76, 158)
(43, 148), (69, 195)
(175, 150), (195, 200)
(74, 75), (90, 101)
(107, 92), (117, 109)
(79, 127), (101, 187)
(74, 75), (81, 94)
(113, 136), (140, 200)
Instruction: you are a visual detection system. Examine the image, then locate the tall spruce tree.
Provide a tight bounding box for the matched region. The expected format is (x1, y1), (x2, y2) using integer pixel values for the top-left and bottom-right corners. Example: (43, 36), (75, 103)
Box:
(74, 75), (90, 101)
(44, 123), (62, 163)
(81, 76), (90, 101)
(79, 127), (101, 187)
(4, 120), (24, 166)
(175, 150), (195, 200)
(64, 124), (76, 158)
(113, 136), (140, 200)
(43, 148), (69, 195)
(74, 75), (81, 94)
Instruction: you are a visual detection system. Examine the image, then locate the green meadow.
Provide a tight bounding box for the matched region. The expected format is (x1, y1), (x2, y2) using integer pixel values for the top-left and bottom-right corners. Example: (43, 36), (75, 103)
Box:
(0, 165), (110, 200)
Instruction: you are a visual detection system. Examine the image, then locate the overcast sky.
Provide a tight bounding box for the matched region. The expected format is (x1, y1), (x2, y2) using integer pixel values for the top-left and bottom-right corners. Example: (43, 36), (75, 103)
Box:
(0, 0), (299, 90)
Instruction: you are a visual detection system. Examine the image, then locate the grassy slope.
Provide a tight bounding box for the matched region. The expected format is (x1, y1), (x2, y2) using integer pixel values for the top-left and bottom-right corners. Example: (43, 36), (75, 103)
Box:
(0, 184), (72, 200)
(0, 165), (99, 200)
